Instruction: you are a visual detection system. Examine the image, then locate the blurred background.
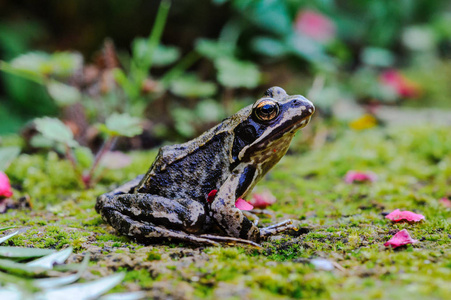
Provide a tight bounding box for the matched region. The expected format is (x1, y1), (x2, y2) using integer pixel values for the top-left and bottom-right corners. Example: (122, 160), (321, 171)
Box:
(1, 0), (451, 145)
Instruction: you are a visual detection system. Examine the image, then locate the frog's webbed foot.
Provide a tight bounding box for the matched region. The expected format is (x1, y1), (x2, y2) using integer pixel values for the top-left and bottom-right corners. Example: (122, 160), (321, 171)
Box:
(260, 220), (298, 240)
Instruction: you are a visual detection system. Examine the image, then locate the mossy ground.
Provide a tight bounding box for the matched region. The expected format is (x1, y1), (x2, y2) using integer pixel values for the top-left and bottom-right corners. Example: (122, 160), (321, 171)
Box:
(1, 123), (451, 299)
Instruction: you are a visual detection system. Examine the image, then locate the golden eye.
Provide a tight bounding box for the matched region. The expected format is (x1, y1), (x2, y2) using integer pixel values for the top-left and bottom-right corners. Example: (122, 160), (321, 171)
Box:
(254, 99), (279, 121)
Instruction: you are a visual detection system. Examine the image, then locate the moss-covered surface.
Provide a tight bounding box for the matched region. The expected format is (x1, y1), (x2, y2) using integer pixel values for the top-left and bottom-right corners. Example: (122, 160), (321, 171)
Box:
(2, 124), (451, 299)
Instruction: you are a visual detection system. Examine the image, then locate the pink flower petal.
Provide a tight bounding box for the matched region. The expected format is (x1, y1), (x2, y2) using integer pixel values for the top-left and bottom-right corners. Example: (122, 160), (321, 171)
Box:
(249, 191), (277, 209)
(439, 197), (451, 208)
(380, 69), (421, 98)
(0, 171), (13, 198)
(384, 229), (418, 248)
(206, 189), (217, 203)
(344, 171), (377, 183)
(235, 198), (254, 211)
(294, 10), (335, 42)
(385, 209), (425, 222)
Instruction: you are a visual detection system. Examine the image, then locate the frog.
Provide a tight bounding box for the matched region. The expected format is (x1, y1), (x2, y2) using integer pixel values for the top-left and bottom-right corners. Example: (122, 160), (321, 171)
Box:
(95, 86), (315, 247)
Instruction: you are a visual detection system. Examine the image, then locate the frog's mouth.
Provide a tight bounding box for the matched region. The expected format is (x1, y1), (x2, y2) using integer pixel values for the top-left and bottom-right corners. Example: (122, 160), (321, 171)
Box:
(265, 114), (313, 143)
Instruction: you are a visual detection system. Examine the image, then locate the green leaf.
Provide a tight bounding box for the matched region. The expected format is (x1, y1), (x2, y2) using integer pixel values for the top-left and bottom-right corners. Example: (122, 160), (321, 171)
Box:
(46, 81), (81, 106)
(169, 74), (217, 98)
(251, 36), (288, 57)
(195, 39), (234, 60)
(27, 247), (73, 269)
(134, 39), (180, 67)
(9, 51), (51, 75)
(195, 99), (225, 122)
(172, 108), (196, 138)
(101, 113), (143, 138)
(0, 231), (19, 245)
(73, 147), (94, 169)
(286, 34), (327, 63)
(9, 51), (82, 77)
(34, 273), (81, 290)
(0, 146), (20, 171)
(360, 47), (395, 67)
(0, 258), (51, 277)
(0, 288), (20, 300)
(38, 273), (125, 300)
(0, 246), (55, 259)
(34, 117), (78, 147)
(0, 226), (16, 232)
(238, 0), (291, 35)
(215, 57), (260, 88)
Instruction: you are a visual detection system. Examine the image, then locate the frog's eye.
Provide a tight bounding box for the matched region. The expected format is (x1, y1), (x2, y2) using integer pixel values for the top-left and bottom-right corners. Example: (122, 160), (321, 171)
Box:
(254, 99), (279, 122)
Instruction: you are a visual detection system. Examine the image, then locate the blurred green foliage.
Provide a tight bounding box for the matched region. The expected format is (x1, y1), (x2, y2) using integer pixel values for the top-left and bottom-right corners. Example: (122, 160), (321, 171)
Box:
(0, 0), (451, 139)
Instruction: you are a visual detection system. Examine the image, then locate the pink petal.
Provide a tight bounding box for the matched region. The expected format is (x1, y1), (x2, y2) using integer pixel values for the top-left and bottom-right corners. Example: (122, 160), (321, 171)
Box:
(294, 10), (335, 42)
(0, 171), (13, 198)
(385, 209), (425, 222)
(439, 197), (451, 208)
(206, 190), (217, 203)
(249, 191), (277, 209)
(344, 171), (377, 183)
(384, 229), (418, 248)
(235, 198), (254, 211)
(380, 69), (421, 98)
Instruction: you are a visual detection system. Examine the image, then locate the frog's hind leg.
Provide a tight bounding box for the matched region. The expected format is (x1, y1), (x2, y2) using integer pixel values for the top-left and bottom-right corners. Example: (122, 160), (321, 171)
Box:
(106, 210), (221, 246)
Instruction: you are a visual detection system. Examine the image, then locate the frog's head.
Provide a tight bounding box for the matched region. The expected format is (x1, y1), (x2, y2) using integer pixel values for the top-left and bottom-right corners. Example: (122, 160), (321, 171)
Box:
(231, 86), (315, 164)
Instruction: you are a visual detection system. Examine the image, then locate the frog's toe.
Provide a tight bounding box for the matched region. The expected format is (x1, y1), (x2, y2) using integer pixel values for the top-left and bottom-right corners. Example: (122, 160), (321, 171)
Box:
(260, 219), (298, 239)
(199, 234), (262, 248)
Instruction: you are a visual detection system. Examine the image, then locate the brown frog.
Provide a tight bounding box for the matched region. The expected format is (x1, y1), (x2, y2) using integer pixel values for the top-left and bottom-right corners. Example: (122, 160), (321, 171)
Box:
(95, 87), (315, 246)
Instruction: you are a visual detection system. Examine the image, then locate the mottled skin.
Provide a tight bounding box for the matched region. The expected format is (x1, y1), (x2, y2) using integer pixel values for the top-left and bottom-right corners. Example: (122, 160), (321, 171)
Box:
(96, 87), (315, 246)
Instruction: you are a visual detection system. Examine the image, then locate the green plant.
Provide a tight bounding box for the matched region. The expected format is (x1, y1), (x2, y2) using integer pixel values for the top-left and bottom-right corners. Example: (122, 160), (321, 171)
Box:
(0, 227), (146, 300)
(32, 115), (142, 188)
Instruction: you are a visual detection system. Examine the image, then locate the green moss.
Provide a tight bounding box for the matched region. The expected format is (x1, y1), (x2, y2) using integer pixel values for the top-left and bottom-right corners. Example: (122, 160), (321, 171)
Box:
(2, 125), (451, 299)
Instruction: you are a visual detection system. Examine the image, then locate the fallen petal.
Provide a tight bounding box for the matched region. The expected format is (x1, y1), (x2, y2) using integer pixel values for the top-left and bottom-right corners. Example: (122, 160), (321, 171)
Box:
(385, 209), (425, 222)
(344, 170), (377, 183)
(0, 171), (13, 198)
(249, 191), (277, 209)
(384, 229), (418, 248)
(235, 198), (254, 211)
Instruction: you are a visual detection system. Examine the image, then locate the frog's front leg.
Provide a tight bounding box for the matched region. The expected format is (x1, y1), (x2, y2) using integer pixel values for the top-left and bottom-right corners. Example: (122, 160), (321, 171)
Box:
(210, 167), (261, 242)
(210, 166), (298, 242)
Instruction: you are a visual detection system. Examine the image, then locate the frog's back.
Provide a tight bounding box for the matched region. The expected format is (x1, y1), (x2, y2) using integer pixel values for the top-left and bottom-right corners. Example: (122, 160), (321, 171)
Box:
(136, 120), (238, 202)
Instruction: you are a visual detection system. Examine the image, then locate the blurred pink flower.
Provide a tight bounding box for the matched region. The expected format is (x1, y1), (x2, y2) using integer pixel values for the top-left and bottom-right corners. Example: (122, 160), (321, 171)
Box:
(249, 191), (277, 209)
(344, 171), (377, 183)
(439, 197), (451, 208)
(385, 209), (425, 222)
(384, 229), (418, 248)
(0, 171), (13, 198)
(294, 10), (335, 42)
(380, 69), (421, 98)
(206, 189), (254, 210)
(235, 198), (254, 211)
